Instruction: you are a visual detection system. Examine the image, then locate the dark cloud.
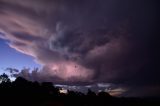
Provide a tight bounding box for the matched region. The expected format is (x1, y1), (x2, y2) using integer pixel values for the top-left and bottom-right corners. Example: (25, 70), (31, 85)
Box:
(5, 68), (19, 73)
(0, 0), (158, 96)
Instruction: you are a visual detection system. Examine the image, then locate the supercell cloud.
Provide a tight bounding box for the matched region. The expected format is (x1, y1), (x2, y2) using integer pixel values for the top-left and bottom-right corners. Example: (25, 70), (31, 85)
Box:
(0, 0), (158, 96)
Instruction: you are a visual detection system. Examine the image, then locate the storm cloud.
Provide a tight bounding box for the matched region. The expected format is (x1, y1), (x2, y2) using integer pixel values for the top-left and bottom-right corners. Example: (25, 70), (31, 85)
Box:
(0, 0), (158, 96)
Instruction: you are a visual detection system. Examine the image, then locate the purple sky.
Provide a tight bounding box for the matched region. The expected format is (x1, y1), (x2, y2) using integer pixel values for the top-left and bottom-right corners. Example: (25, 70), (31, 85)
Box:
(0, 0), (158, 97)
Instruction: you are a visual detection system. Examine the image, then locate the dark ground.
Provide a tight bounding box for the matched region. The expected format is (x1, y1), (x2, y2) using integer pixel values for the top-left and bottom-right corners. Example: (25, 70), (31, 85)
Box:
(0, 74), (160, 106)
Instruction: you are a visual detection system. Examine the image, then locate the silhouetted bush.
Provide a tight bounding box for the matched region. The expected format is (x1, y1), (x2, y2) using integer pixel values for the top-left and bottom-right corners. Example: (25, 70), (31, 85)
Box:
(0, 73), (159, 106)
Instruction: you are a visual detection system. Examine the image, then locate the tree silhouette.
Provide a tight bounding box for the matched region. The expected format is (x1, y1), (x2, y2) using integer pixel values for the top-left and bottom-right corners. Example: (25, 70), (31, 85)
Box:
(0, 73), (10, 83)
(0, 73), (159, 106)
(87, 89), (96, 97)
(98, 91), (112, 98)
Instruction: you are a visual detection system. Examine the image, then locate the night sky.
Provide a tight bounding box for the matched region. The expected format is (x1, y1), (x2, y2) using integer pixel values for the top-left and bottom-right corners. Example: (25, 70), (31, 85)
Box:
(0, 0), (158, 97)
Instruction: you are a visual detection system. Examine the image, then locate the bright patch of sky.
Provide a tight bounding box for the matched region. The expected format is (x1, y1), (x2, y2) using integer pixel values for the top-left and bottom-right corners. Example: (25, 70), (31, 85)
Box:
(0, 38), (41, 75)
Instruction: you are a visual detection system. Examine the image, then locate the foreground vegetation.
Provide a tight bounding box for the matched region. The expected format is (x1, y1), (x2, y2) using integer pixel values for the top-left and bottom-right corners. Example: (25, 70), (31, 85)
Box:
(0, 73), (159, 106)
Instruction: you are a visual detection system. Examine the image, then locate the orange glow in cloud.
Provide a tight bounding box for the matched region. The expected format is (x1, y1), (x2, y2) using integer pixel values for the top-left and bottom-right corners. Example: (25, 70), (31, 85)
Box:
(107, 88), (127, 96)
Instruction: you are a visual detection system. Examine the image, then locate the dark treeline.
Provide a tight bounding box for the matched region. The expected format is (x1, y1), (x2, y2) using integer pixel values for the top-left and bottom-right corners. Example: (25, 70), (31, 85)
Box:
(0, 73), (159, 106)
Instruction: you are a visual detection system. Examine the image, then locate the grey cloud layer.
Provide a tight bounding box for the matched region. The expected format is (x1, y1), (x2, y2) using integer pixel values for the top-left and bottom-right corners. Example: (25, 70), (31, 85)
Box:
(0, 0), (158, 96)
